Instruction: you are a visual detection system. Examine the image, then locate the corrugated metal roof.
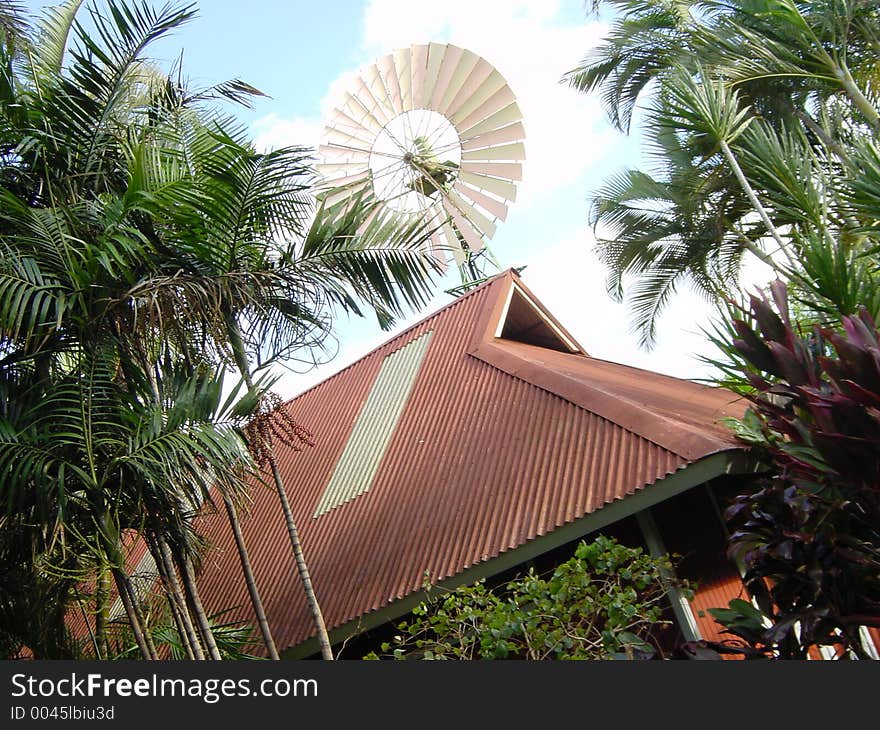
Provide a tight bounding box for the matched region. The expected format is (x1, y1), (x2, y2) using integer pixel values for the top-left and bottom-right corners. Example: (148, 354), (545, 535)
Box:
(314, 330), (433, 517)
(193, 270), (746, 654)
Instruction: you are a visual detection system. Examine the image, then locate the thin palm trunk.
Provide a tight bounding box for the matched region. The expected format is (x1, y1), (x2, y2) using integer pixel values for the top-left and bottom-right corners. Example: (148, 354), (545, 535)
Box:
(150, 537), (196, 660)
(222, 495), (280, 659)
(73, 587), (101, 659)
(226, 317), (333, 660)
(836, 64), (880, 128)
(160, 569), (195, 660)
(156, 537), (204, 660)
(178, 555), (222, 660)
(733, 229), (791, 277)
(121, 572), (159, 660)
(94, 566), (110, 660)
(100, 518), (156, 660)
(720, 139), (799, 271)
(266, 448), (334, 660)
(111, 567), (152, 660)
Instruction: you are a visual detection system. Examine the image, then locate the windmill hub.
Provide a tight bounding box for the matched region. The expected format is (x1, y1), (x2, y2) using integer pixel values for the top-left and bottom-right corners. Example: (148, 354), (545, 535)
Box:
(367, 109), (462, 213)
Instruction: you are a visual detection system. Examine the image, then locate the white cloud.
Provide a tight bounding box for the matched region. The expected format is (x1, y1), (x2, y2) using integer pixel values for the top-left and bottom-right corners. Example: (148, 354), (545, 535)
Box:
(251, 112), (323, 152)
(521, 227), (722, 380)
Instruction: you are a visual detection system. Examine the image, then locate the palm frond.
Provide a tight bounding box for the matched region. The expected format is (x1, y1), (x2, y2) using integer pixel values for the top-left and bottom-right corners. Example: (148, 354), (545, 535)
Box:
(30, 0), (83, 75)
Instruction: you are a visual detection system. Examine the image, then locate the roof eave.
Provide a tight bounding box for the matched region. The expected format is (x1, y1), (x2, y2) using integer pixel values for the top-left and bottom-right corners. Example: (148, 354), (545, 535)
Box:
(280, 448), (759, 659)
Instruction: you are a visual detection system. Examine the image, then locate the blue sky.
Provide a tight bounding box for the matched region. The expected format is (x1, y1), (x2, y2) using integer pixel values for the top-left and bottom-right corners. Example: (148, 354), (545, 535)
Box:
(23, 1), (769, 397)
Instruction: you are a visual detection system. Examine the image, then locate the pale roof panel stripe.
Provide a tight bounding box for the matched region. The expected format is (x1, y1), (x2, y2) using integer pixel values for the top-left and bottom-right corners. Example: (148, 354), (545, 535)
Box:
(313, 331), (434, 517)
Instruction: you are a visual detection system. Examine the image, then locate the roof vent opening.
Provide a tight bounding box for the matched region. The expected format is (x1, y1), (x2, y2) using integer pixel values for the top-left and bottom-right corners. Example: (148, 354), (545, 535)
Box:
(497, 285), (580, 353)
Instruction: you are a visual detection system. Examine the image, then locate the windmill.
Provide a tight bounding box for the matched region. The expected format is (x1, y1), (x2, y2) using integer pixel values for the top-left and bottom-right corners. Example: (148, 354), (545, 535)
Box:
(315, 43), (525, 293)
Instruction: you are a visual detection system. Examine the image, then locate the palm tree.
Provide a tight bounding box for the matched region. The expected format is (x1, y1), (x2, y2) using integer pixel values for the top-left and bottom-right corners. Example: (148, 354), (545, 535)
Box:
(137, 117), (442, 660)
(0, 0), (443, 660)
(0, 2), (27, 45)
(566, 0), (880, 343)
(0, 0), (266, 659)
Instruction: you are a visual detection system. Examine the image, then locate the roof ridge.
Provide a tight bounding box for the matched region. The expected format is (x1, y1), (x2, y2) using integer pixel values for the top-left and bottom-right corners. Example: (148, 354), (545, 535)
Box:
(282, 270), (515, 406)
(468, 339), (741, 461)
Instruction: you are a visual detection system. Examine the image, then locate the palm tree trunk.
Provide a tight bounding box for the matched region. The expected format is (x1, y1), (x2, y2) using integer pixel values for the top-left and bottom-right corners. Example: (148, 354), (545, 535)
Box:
(719, 139), (799, 270)
(226, 317), (334, 660)
(94, 566), (110, 660)
(111, 567), (152, 660)
(121, 572), (159, 660)
(222, 495), (280, 659)
(832, 60), (879, 129)
(99, 517), (156, 660)
(156, 537), (204, 660)
(266, 448), (334, 660)
(73, 587), (100, 660)
(178, 555), (222, 660)
(149, 537), (196, 660)
(160, 570), (195, 660)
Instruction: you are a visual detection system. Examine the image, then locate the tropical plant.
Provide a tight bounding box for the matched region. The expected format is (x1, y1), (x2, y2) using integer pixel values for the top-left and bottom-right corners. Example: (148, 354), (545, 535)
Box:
(134, 86), (441, 663)
(364, 536), (691, 660)
(696, 283), (880, 659)
(0, 0), (443, 660)
(566, 0), (880, 345)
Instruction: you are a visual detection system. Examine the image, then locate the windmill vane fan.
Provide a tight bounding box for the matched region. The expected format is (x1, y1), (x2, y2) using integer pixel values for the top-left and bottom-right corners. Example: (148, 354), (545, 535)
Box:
(316, 43), (525, 280)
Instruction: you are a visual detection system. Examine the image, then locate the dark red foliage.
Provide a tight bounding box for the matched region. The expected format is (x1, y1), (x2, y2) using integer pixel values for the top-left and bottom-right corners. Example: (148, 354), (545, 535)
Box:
(717, 282), (880, 658)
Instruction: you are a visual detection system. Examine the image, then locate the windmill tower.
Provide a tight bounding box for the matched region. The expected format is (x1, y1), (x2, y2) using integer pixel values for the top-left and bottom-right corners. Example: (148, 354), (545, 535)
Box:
(316, 43), (525, 293)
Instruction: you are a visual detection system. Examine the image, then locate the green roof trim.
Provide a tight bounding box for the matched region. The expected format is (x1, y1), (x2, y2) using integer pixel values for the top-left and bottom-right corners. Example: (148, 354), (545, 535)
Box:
(313, 330), (434, 518)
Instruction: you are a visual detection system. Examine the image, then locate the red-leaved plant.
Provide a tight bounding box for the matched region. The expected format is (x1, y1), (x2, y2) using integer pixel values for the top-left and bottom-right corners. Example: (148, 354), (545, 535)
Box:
(702, 281), (880, 659)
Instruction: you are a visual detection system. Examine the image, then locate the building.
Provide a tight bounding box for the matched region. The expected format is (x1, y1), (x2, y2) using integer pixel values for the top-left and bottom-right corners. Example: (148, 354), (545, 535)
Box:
(189, 269), (774, 658)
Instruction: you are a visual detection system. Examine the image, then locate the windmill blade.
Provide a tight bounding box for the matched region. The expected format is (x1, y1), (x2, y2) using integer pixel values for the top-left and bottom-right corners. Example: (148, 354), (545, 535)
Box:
(361, 62), (398, 125)
(462, 142), (526, 162)
(453, 85), (517, 131)
(427, 231), (449, 273)
(449, 69), (506, 125)
(343, 84), (388, 133)
(411, 44), (429, 108)
(459, 102), (523, 141)
(322, 124), (375, 152)
(461, 122), (526, 152)
(427, 44), (462, 110)
(459, 170), (518, 201)
(443, 200), (485, 253)
(327, 107), (379, 142)
(444, 189), (497, 239)
(422, 43), (446, 109)
(442, 222), (467, 265)
(317, 143), (370, 164)
(315, 164), (369, 187)
(315, 169), (371, 196)
(316, 183), (372, 211)
(459, 161), (522, 181)
(453, 181), (509, 221)
(446, 59), (495, 118)
(393, 47), (413, 111)
(376, 53), (404, 114)
(438, 47), (479, 113)
(315, 161), (366, 178)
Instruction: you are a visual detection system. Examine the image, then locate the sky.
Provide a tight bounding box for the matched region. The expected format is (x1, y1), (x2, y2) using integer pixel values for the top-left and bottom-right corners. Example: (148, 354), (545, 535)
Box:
(25, 0), (773, 398)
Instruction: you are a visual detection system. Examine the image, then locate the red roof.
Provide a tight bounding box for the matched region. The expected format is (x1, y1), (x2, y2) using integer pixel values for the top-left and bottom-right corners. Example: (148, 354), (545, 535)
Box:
(194, 270), (745, 654)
